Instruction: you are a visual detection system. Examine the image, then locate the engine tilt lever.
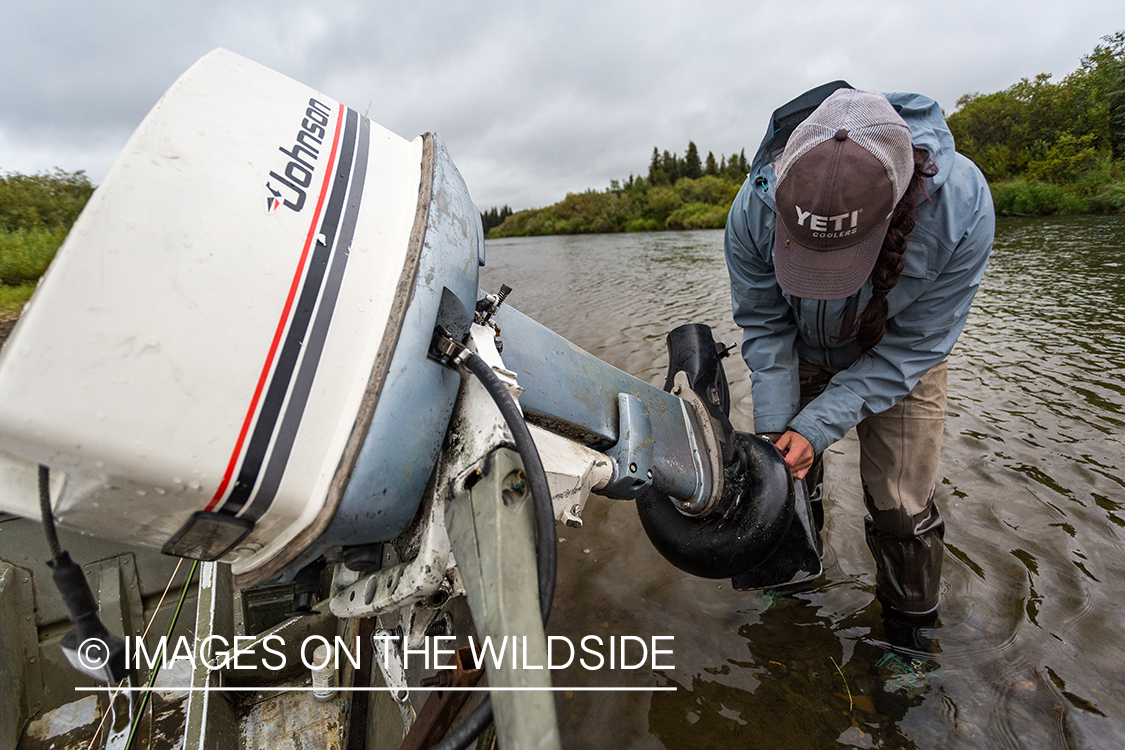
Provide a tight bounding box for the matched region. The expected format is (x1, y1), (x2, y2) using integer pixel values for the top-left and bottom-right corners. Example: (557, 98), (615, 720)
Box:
(475, 283), (512, 325)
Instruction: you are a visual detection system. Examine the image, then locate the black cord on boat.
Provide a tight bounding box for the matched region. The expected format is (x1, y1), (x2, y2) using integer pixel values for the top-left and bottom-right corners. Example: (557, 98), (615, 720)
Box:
(39, 464), (129, 684)
(40, 464), (63, 559)
(430, 346), (558, 750)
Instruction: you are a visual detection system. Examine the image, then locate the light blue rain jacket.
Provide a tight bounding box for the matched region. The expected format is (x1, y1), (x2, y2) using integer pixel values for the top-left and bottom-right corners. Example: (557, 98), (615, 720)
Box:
(724, 88), (994, 455)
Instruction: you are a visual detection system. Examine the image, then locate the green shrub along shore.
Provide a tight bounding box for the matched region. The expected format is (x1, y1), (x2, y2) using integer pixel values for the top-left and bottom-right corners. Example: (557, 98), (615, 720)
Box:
(485, 31), (1125, 237)
(0, 170), (93, 326)
(485, 169), (747, 238)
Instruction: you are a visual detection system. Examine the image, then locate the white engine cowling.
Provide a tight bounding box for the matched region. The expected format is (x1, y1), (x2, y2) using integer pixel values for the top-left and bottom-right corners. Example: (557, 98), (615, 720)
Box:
(0, 49), (482, 586)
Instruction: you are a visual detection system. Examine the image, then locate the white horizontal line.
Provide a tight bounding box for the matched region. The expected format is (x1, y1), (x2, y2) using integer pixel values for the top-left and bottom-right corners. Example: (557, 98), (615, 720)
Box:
(75, 686), (676, 693)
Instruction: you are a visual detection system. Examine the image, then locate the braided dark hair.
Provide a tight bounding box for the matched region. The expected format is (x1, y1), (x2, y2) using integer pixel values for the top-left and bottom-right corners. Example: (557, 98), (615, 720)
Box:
(853, 147), (938, 354)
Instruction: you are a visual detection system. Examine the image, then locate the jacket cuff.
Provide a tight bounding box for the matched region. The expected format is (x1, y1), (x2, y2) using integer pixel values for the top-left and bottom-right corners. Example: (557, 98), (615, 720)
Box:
(786, 414), (832, 456)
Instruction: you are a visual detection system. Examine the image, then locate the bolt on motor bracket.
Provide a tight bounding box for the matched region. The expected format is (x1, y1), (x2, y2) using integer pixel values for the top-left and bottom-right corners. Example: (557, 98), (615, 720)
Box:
(603, 393), (655, 499)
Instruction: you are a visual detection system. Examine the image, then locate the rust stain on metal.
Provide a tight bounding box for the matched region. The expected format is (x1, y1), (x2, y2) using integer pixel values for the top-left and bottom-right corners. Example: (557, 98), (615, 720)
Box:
(400, 646), (485, 750)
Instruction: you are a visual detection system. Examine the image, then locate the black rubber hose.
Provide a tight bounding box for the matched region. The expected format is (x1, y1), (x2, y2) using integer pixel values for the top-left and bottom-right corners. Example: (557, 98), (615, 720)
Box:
(40, 465), (63, 559)
(461, 351), (557, 623)
(433, 350), (558, 750)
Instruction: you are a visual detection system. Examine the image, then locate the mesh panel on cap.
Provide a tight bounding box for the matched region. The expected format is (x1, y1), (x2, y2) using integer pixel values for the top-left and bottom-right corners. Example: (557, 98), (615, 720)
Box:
(851, 123), (913, 201)
(776, 124), (836, 183)
(776, 89), (913, 202)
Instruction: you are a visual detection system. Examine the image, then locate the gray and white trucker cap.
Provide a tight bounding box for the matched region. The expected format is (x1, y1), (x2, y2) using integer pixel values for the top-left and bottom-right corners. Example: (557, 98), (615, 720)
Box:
(773, 89), (914, 300)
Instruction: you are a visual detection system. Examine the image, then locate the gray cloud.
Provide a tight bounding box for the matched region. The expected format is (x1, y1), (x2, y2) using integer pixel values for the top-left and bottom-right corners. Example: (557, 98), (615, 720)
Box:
(0, 1), (1118, 210)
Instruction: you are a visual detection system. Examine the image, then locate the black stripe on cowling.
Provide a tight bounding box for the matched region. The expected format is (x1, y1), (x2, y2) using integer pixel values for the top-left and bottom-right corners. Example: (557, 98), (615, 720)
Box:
(243, 113), (370, 522)
(219, 108), (359, 516)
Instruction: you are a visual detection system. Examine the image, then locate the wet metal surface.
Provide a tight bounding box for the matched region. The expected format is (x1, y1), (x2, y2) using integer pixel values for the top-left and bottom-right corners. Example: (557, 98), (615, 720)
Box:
(239, 687), (348, 750)
(20, 693), (188, 750)
(481, 217), (1125, 749)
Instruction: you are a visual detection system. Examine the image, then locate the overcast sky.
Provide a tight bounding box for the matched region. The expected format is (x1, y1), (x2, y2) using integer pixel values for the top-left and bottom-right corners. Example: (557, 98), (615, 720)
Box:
(0, 2), (1118, 211)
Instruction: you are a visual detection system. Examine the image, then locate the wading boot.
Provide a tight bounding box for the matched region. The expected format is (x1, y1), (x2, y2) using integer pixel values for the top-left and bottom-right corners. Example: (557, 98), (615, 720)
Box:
(864, 492), (944, 654)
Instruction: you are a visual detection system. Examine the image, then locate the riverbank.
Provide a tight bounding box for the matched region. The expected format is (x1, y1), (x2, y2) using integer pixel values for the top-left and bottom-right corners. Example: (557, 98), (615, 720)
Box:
(0, 283), (35, 346)
(0, 310), (17, 349)
(990, 173), (1125, 215)
(0, 233), (51, 339)
(486, 174), (741, 238)
(485, 174), (1125, 238)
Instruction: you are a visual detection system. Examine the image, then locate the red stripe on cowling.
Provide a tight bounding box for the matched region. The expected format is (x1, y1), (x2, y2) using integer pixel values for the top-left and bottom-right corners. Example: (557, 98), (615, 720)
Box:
(204, 102), (346, 513)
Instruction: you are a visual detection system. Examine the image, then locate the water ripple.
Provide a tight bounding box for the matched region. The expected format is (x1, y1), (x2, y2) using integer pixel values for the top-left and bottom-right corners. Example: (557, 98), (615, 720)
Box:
(482, 217), (1125, 749)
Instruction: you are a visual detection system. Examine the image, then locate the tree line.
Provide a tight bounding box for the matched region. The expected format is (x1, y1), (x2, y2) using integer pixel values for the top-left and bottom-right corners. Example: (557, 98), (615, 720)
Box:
(484, 140), (748, 238)
(486, 30), (1125, 236)
(480, 204), (514, 235)
(647, 143), (749, 185)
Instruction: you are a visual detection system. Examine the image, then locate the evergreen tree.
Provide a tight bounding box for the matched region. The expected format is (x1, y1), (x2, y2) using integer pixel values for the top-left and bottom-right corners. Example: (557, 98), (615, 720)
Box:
(648, 148), (662, 184)
(662, 150), (681, 183)
(684, 141), (702, 179)
(480, 204), (514, 235)
(722, 153), (743, 181)
(705, 151), (718, 176)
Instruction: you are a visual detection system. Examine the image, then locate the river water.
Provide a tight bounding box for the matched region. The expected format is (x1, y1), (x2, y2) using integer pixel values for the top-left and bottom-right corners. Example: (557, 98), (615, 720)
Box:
(479, 215), (1125, 749)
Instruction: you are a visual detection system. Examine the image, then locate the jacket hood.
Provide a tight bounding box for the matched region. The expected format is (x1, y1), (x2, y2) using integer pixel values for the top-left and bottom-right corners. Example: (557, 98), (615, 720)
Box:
(884, 91), (955, 193)
(748, 84), (955, 212)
